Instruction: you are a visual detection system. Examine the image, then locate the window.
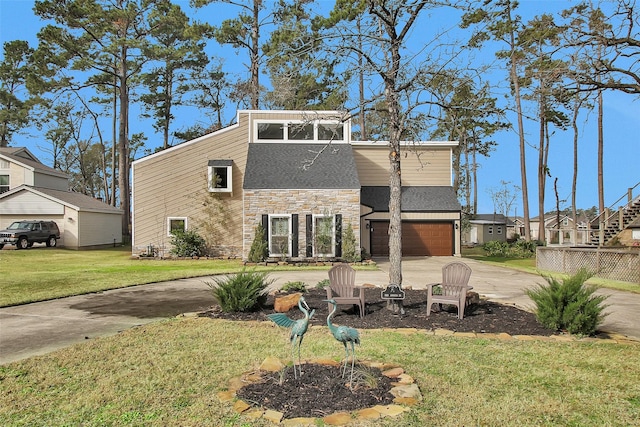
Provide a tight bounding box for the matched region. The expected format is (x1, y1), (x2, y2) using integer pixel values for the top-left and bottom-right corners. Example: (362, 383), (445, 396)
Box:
(318, 123), (344, 141)
(0, 175), (8, 194)
(167, 217), (187, 236)
(313, 215), (335, 257)
(257, 122), (284, 140)
(208, 160), (233, 192)
(488, 226), (493, 235)
(497, 226), (503, 235)
(254, 120), (345, 142)
(269, 215), (291, 257)
(289, 123), (314, 140)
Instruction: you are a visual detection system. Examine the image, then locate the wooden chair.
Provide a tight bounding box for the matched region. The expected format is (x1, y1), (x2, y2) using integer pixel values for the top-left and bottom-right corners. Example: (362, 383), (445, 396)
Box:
(326, 264), (365, 318)
(426, 261), (473, 320)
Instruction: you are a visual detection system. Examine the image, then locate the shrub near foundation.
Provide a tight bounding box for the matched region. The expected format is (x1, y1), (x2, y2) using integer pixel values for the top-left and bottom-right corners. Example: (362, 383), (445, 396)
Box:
(526, 269), (609, 336)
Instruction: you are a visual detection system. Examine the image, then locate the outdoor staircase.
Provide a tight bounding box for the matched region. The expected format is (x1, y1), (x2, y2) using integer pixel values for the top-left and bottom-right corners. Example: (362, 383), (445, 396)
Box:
(588, 184), (640, 246)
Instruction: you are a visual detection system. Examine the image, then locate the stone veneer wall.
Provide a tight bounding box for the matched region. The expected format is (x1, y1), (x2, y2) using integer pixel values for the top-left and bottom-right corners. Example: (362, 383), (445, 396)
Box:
(243, 189), (361, 260)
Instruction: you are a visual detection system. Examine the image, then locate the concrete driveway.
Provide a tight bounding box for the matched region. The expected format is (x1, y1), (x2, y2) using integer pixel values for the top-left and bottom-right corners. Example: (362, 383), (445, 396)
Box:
(1, 257), (638, 365)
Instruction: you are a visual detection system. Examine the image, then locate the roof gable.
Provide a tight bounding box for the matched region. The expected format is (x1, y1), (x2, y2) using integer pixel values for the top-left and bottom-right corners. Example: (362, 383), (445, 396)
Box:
(0, 185), (122, 214)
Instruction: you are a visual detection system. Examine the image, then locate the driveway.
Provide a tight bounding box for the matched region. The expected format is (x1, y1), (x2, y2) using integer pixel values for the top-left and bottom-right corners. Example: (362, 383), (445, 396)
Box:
(1, 257), (638, 365)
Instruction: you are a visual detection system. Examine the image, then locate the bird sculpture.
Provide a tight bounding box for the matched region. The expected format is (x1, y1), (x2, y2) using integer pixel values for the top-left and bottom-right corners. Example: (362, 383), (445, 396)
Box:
(267, 295), (315, 379)
(323, 298), (361, 387)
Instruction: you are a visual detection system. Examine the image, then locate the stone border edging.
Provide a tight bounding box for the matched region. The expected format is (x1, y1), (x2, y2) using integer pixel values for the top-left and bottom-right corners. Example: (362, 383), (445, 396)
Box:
(217, 357), (422, 426)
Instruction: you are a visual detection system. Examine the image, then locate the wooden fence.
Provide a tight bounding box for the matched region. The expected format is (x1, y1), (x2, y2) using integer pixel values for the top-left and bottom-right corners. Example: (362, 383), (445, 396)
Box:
(537, 247), (640, 284)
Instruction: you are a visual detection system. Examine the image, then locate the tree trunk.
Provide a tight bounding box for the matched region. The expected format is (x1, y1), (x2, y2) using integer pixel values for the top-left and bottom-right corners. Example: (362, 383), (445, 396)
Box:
(250, 0), (260, 110)
(537, 89), (546, 242)
(507, 2), (531, 241)
(118, 49), (130, 240)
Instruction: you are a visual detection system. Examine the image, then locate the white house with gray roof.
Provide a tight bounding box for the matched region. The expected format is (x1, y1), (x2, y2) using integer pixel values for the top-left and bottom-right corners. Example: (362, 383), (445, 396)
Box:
(131, 110), (462, 259)
(0, 147), (123, 249)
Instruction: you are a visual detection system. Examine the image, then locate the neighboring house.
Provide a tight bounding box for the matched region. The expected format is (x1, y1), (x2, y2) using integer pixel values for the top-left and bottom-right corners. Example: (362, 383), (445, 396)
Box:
(519, 214), (588, 246)
(131, 110), (462, 259)
(0, 147), (123, 249)
(463, 214), (510, 245)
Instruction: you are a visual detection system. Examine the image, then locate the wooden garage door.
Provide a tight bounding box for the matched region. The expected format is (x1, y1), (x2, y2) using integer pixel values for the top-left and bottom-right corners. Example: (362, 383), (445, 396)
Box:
(371, 222), (453, 256)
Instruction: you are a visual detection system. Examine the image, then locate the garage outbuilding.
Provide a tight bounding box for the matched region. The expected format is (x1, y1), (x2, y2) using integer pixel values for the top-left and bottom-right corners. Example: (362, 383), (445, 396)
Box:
(0, 185), (122, 250)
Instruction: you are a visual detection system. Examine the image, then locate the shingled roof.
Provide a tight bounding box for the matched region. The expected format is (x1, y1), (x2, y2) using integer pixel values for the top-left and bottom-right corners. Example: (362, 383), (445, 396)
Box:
(0, 185), (122, 214)
(243, 143), (360, 190)
(361, 186), (461, 212)
(0, 147), (68, 179)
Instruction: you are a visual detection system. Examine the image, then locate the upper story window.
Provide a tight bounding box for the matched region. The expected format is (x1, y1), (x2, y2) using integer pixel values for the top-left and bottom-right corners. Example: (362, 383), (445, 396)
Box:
(0, 159), (9, 169)
(208, 160), (233, 193)
(0, 175), (9, 194)
(254, 120), (345, 143)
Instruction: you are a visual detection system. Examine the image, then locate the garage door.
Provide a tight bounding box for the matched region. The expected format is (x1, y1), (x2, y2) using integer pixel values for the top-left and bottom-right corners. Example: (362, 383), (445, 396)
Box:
(371, 221), (453, 256)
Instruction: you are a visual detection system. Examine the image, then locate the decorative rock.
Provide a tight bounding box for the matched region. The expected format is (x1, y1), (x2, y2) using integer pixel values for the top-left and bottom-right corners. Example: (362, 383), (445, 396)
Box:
(373, 404), (409, 417)
(227, 377), (244, 391)
(233, 400), (250, 413)
(395, 373), (414, 384)
(260, 357), (285, 372)
(282, 417), (317, 426)
(216, 390), (235, 402)
(274, 292), (302, 312)
(263, 409), (284, 424)
(356, 407), (381, 420)
(382, 367), (404, 378)
(244, 409), (264, 420)
(323, 412), (352, 425)
(393, 397), (420, 406)
(391, 383), (422, 401)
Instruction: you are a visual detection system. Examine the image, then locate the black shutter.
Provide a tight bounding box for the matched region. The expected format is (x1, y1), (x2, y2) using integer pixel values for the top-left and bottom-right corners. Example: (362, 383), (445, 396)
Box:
(261, 214), (269, 246)
(292, 214), (298, 257)
(335, 214), (342, 258)
(306, 214), (313, 257)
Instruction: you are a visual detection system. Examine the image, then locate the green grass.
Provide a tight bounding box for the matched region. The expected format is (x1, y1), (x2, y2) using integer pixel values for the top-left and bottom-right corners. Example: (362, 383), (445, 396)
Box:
(0, 319), (638, 426)
(0, 246), (366, 307)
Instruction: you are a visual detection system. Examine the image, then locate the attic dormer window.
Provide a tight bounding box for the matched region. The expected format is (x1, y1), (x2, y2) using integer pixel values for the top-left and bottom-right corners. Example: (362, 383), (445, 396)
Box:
(208, 160), (233, 193)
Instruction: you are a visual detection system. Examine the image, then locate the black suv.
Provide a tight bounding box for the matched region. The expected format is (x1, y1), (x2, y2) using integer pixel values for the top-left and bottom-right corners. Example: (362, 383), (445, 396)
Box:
(0, 220), (61, 249)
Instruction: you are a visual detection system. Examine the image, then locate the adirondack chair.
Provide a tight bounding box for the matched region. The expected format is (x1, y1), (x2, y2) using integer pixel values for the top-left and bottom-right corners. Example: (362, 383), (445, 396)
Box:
(426, 261), (473, 320)
(326, 264), (365, 318)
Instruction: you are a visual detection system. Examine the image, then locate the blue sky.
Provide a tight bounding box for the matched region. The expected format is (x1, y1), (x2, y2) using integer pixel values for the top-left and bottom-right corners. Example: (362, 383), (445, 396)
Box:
(1, 0), (638, 217)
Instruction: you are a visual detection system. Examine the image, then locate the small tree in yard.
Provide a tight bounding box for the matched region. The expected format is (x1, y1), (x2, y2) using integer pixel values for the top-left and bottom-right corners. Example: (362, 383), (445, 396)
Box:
(248, 224), (268, 262)
(526, 269), (609, 336)
(341, 223), (360, 263)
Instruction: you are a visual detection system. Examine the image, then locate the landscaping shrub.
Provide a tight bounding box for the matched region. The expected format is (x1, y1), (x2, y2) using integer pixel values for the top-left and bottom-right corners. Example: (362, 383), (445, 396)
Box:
(206, 269), (273, 312)
(169, 229), (206, 257)
(315, 278), (330, 289)
(341, 223), (360, 262)
(281, 281), (307, 293)
(248, 224), (268, 262)
(526, 269), (609, 336)
(482, 240), (509, 257)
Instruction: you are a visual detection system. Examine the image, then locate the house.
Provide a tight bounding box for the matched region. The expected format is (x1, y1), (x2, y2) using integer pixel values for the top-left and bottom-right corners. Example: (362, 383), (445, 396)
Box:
(529, 214), (589, 246)
(463, 213), (511, 245)
(131, 110), (462, 259)
(0, 147), (123, 249)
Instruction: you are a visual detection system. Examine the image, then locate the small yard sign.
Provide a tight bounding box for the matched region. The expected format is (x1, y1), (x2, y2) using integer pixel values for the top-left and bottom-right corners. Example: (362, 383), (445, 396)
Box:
(381, 284), (405, 300)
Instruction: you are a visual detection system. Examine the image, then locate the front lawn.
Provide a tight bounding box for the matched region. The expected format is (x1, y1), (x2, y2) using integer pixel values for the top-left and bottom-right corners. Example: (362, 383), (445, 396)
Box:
(0, 318), (638, 426)
(0, 246), (355, 307)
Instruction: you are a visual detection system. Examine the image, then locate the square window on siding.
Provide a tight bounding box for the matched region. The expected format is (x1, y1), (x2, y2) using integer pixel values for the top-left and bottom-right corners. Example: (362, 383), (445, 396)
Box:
(208, 160), (233, 192)
(168, 217), (187, 236)
(0, 159), (9, 169)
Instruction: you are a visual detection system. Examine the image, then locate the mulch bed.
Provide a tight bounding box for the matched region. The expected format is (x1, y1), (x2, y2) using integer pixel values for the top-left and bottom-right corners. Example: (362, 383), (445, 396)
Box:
(199, 287), (556, 420)
(199, 287), (556, 336)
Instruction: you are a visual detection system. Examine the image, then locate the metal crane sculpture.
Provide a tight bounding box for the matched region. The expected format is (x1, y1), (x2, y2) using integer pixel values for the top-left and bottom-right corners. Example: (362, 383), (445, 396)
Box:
(267, 295), (315, 379)
(323, 298), (361, 387)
